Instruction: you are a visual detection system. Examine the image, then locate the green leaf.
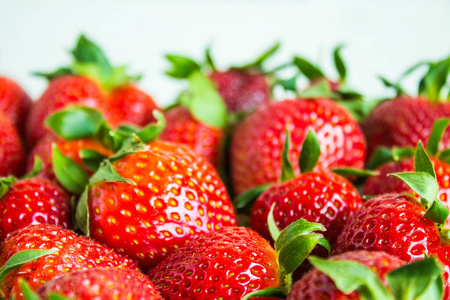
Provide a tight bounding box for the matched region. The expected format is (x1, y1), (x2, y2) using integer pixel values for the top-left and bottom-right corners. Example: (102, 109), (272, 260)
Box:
(33, 67), (74, 81)
(274, 75), (298, 92)
(420, 58), (450, 101)
(135, 110), (165, 143)
(280, 128), (295, 182)
(309, 256), (394, 300)
(426, 118), (450, 156)
(241, 287), (286, 300)
(423, 199), (449, 225)
(165, 54), (200, 78)
(18, 279), (41, 300)
(75, 190), (90, 236)
(79, 149), (108, 172)
(0, 176), (16, 199)
(89, 160), (135, 186)
(333, 44), (346, 81)
(331, 168), (378, 178)
(185, 71), (227, 128)
(234, 184), (272, 210)
(275, 218), (327, 253)
(93, 120), (129, 152)
(47, 293), (71, 300)
(46, 106), (104, 140)
(240, 42), (281, 70)
(205, 47), (216, 71)
(0, 249), (57, 283)
(438, 148), (450, 164)
(367, 147), (414, 170)
(52, 144), (89, 195)
(298, 79), (337, 99)
(22, 156), (43, 179)
(299, 129), (321, 173)
(71, 34), (113, 78)
(267, 203), (281, 242)
(415, 141), (436, 179)
(387, 257), (444, 300)
(379, 76), (406, 96)
(293, 56), (324, 80)
(388, 172), (438, 208)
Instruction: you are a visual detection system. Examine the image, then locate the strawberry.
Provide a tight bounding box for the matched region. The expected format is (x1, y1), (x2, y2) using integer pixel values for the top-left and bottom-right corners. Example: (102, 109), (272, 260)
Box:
(230, 98), (366, 195)
(26, 35), (160, 147)
(0, 111), (25, 177)
(76, 139), (237, 270)
(0, 75), (32, 133)
(35, 267), (162, 300)
(0, 176), (72, 241)
(288, 251), (444, 300)
(0, 224), (137, 299)
(363, 55), (450, 158)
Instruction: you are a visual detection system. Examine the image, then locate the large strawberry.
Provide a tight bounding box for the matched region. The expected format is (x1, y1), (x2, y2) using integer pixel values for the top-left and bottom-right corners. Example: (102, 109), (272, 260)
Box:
(230, 98), (366, 195)
(26, 35), (160, 147)
(288, 251), (444, 300)
(0, 75), (32, 133)
(0, 111), (25, 177)
(34, 268), (162, 300)
(148, 218), (330, 300)
(363, 55), (450, 157)
(0, 224), (137, 299)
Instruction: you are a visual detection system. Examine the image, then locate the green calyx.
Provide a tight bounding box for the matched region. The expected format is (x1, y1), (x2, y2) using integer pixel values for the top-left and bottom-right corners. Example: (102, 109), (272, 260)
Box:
(389, 141), (449, 225)
(19, 278), (71, 300)
(309, 255), (444, 300)
(0, 157), (44, 199)
(35, 34), (140, 90)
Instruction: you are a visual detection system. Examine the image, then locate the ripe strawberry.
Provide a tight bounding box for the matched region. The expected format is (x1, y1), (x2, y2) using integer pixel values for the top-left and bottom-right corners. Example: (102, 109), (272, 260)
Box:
(26, 35), (159, 147)
(36, 268), (162, 300)
(0, 75), (32, 133)
(0, 111), (25, 177)
(0, 224), (137, 299)
(77, 140), (237, 270)
(230, 98), (366, 195)
(0, 177), (72, 241)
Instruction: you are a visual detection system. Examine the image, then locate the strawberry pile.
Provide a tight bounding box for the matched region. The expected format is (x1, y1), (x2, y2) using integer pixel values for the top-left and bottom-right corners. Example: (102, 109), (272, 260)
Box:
(0, 35), (450, 300)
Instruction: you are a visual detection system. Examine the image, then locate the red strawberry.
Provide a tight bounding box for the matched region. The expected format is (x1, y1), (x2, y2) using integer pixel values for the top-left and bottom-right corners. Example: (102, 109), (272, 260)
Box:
(230, 98), (366, 195)
(160, 106), (224, 167)
(0, 224), (137, 299)
(147, 227), (280, 300)
(288, 251), (405, 300)
(0, 177), (72, 241)
(77, 140), (237, 270)
(0, 111), (25, 177)
(36, 267), (162, 300)
(0, 76), (32, 133)
(27, 35), (160, 147)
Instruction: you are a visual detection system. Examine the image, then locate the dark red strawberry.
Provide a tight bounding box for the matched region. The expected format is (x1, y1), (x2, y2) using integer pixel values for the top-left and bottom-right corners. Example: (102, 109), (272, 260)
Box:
(76, 140), (237, 270)
(230, 98), (366, 195)
(0, 75), (32, 133)
(0, 177), (71, 241)
(0, 224), (137, 299)
(36, 267), (162, 300)
(27, 35), (160, 147)
(0, 111), (25, 177)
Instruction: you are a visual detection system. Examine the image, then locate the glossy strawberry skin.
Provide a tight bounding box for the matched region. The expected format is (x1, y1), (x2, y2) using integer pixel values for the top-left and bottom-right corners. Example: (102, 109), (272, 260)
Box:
(333, 193), (442, 262)
(209, 69), (271, 113)
(0, 76), (32, 133)
(86, 141), (237, 270)
(0, 178), (72, 241)
(363, 97), (450, 158)
(0, 111), (25, 177)
(27, 133), (112, 183)
(251, 171), (362, 246)
(0, 225), (138, 299)
(231, 98), (366, 195)
(148, 227), (280, 300)
(37, 267), (162, 300)
(160, 106), (224, 167)
(364, 157), (450, 228)
(288, 251), (405, 300)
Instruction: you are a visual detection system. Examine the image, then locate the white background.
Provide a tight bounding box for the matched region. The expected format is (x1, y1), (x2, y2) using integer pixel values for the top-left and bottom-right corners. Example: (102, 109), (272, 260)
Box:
(1, 0), (449, 107)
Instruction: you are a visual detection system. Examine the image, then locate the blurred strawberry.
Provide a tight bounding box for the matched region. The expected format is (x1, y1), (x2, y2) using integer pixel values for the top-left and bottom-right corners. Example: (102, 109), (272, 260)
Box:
(0, 111), (25, 177)
(0, 75), (32, 133)
(27, 35), (160, 146)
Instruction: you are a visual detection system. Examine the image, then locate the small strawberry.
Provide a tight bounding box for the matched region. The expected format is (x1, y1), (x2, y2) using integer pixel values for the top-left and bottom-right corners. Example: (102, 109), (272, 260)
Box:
(288, 251), (444, 300)
(35, 267), (162, 300)
(363, 55), (450, 157)
(0, 75), (32, 133)
(27, 35), (160, 147)
(0, 111), (26, 177)
(230, 98), (366, 195)
(0, 224), (137, 299)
